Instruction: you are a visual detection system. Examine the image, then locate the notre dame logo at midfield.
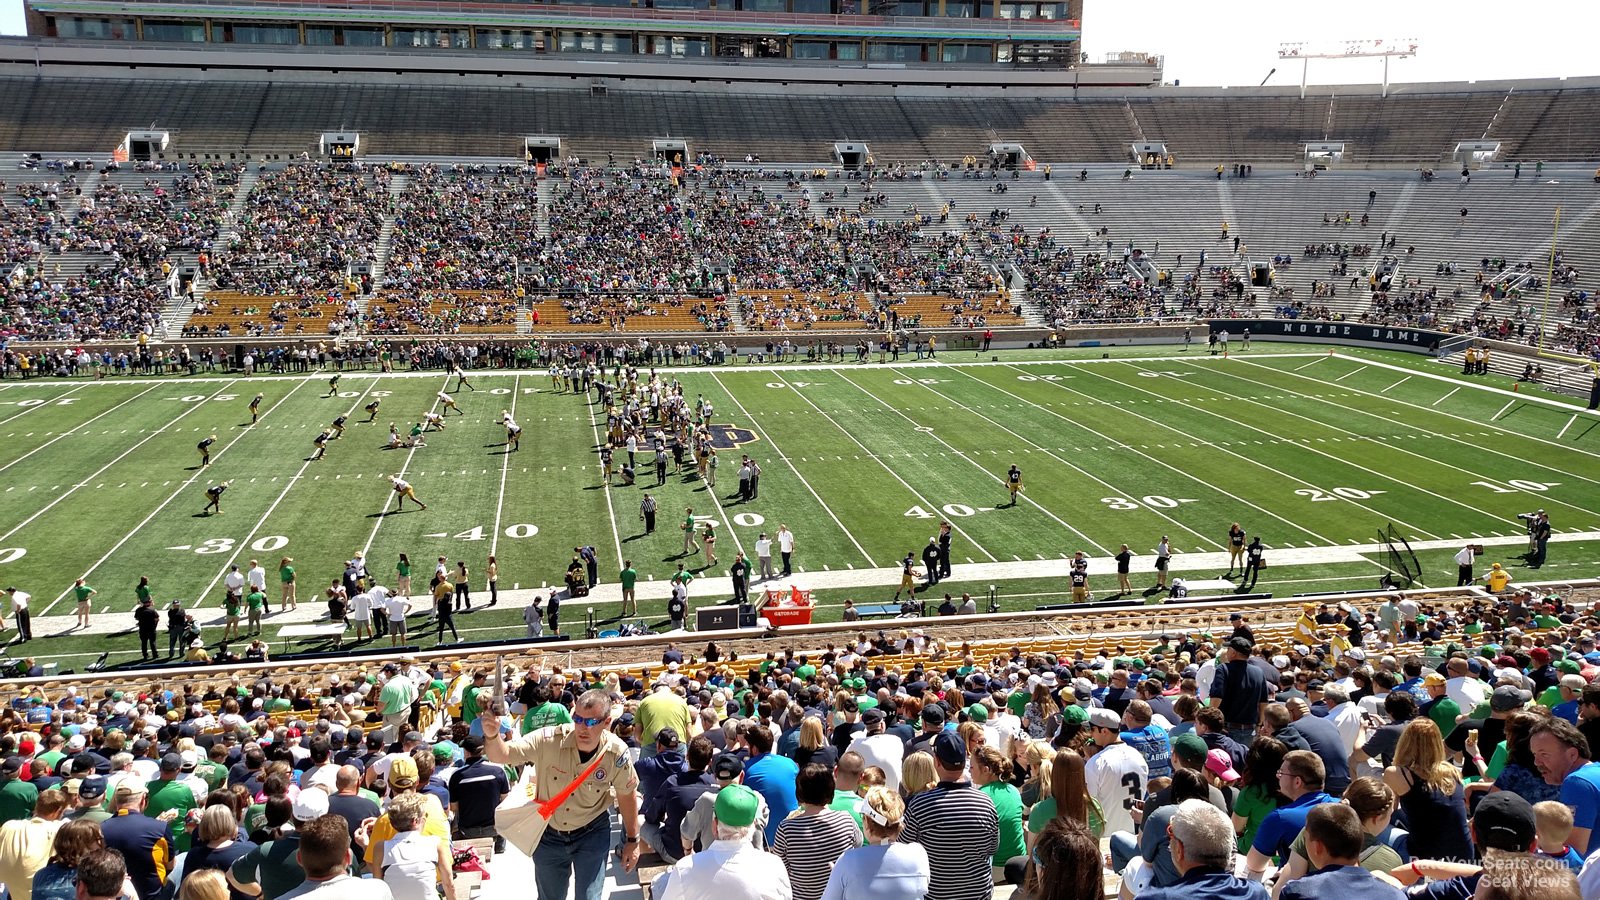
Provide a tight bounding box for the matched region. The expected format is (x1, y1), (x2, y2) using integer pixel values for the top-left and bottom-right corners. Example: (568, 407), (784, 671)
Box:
(707, 424), (759, 450)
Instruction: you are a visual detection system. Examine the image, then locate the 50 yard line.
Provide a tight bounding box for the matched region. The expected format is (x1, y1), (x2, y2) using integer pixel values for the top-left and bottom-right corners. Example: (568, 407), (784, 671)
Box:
(769, 369), (997, 562)
(37, 374), (308, 611)
(711, 372), (873, 567)
(488, 374), (520, 558)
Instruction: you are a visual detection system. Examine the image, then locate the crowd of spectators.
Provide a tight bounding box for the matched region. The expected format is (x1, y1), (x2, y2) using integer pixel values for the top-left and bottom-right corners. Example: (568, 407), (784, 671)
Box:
(5, 584), (1600, 899)
(365, 293), (517, 336)
(209, 163), (392, 297)
(0, 164), (241, 341)
(381, 164), (540, 294)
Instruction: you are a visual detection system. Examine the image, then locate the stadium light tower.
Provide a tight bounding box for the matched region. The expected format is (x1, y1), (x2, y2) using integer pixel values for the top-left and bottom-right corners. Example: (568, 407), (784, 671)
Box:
(1277, 39), (1419, 99)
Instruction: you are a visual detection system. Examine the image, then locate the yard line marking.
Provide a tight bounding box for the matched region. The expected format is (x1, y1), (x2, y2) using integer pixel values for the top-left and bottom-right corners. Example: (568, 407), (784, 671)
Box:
(1166, 362), (1522, 531)
(360, 377), (450, 561)
(582, 390), (625, 574)
(1232, 357), (1600, 488)
(894, 366), (1217, 553)
(1195, 363), (1600, 523)
(1295, 358), (1326, 371)
(0, 380), (241, 554)
(1558, 415), (1578, 439)
(840, 368), (1106, 553)
(1491, 400), (1517, 421)
(769, 370), (997, 562)
(489, 374), (521, 558)
(711, 372), (872, 567)
(1334, 367), (1367, 382)
(0, 384), (162, 476)
(0, 384), (86, 427)
(973, 364), (1333, 546)
(1433, 387), (1460, 407)
(192, 378), (385, 608)
(35, 378), (265, 615)
(1380, 376), (1410, 394)
(1, 353), (1329, 388)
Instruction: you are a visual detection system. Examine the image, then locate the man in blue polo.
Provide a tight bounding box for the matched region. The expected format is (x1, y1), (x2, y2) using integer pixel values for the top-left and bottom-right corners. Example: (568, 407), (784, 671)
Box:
(1243, 750), (1335, 878)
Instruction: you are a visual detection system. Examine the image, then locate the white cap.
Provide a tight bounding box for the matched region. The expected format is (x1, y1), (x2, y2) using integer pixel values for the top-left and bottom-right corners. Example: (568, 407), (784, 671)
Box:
(292, 787), (330, 822)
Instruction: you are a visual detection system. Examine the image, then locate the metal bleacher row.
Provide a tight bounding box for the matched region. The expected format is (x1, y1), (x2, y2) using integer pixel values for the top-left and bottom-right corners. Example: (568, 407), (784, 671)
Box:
(5, 77), (1600, 165)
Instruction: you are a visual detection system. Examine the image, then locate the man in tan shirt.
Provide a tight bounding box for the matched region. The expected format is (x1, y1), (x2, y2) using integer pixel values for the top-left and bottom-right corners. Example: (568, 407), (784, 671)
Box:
(481, 689), (641, 900)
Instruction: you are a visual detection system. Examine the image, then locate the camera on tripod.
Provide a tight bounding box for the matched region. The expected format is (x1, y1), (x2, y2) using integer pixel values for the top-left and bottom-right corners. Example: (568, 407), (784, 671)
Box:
(1517, 511), (1539, 522)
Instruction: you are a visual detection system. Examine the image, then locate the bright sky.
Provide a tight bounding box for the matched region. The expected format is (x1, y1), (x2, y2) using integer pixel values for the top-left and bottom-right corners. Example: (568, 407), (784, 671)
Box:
(0, 0), (1594, 88)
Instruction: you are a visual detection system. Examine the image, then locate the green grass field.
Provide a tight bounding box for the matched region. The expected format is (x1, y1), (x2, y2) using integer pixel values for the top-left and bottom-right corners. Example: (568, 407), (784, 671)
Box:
(2, 341), (1598, 670)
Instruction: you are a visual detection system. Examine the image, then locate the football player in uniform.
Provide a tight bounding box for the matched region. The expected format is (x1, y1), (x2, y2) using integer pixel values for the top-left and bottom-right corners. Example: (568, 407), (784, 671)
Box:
(388, 423), (404, 449)
(501, 410), (522, 451)
(422, 411), (445, 432)
(197, 435), (217, 467)
(330, 414), (348, 440)
(437, 392), (460, 415)
(364, 399), (382, 423)
(1005, 464), (1023, 506)
(311, 430), (331, 461)
(390, 475), (427, 511)
(452, 363), (475, 392)
(326, 372), (341, 396)
(248, 393), (263, 425)
(202, 480), (231, 516)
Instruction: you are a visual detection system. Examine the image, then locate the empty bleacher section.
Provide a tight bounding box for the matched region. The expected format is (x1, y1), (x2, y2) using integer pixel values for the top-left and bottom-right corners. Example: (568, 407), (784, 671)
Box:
(5, 76), (1600, 165)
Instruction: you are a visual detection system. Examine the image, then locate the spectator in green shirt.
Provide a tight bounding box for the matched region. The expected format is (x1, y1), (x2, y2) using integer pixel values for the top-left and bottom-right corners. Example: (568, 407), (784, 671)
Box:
(246, 589), (266, 635)
(0, 757), (38, 823)
(145, 753), (198, 853)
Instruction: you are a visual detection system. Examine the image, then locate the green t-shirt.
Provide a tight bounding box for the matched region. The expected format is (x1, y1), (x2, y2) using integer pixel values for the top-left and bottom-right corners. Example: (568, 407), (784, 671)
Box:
(231, 834), (305, 900)
(979, 781), (1026, 867)
(522, 701), (572, 734)
(74, 584), (95, 603)
(1536, 614), (1562, 629)
(620, 568), (637, 590)
(1007, 690), (1029, 718)
(146, 778), (197, 852)
(225, 595), (241, 617)
(1427, 697), (1463, 739)
(1463, 622), (1483, 635)
(135, 583), (152, 605)
(397, 560), (411, 578)
(1026, 795), (1105, 841)
(795, 664), (817, 680)
(462, 685), (486, 723)
(247, 590), (266, 611)
(1233, 784), (1280, 854)
(828, 789), (866, 842)
(0, 779), (38, 823)
(195, 759), (227, 793)
(280, 565), (295, 584)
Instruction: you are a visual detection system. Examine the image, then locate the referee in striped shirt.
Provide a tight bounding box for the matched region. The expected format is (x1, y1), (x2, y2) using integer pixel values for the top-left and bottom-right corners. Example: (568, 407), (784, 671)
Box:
(902, 732), (998, 900)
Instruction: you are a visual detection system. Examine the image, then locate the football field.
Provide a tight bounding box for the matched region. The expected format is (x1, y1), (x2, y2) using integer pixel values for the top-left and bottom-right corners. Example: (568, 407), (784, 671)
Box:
(2, 342), (1599, 666)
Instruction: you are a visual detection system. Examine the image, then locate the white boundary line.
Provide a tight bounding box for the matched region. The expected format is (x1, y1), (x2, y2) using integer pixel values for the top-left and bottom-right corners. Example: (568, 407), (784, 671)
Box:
(836, 368), (1111, 555)
(935, 366), (1235, 551)
(978, 363), (1338, 547)
(1179, 360), (1600, 526)
(0, 352), (1328, 388)
(1086, 362), (1442, 539)
(0, 384), (86, 427)
(0, 379), (242, 550)
(1169, 361), (1534, 529)
(488, 374), (520, 558)
(38, 377), (310, 616)
(582, 389), (625, 575)
(1330, 351), (1600, 423)
(766, 369), (999, 562)
(711, 371), (875, 567)
(0, 383), (163, 477)
(1232, 357), (1600, 488)
(359, 376), (449, 559)
(1432, 387), (1460, 407)
(195, 377), (384, 607)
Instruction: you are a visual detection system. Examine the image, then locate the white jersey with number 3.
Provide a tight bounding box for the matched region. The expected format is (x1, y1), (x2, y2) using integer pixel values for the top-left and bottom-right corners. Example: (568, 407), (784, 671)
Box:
(1084, 740), (1148, 839)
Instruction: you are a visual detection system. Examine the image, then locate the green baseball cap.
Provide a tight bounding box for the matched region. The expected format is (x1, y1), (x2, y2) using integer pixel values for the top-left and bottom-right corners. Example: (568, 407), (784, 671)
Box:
(1172, 733), (1208, 766)
(715, 784), (760, 828)
(966, 704), (989, 723)
(1061, 704), (1088, 725)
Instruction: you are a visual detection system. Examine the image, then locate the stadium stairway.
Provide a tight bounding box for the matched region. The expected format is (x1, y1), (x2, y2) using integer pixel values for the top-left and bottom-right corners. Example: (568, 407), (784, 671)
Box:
(536, 177), (553, 239)
(363, 171), (408, 313)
